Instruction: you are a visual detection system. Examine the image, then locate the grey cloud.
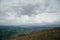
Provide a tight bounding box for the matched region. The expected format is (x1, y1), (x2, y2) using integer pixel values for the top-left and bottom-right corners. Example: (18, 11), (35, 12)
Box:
(1, 0), (60, 16)
(10, 3), (43, 16)
(11, 3), (50, 16)
(21, 4), (36, 16)
(0, 0), (60, 25)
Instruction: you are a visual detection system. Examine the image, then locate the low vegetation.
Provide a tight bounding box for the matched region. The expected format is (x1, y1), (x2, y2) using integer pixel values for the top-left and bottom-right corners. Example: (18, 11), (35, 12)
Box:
(6, 27), (60, 40)
(0, 27), (60, 40)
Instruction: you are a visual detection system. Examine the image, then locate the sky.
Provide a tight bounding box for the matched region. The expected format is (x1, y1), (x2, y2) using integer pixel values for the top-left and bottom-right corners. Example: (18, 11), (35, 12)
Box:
(0, 0), (60, 25)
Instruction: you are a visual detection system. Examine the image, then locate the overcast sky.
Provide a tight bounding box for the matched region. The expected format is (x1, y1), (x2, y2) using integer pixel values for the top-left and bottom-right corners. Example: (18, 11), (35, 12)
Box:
(0, 0), (60, 25)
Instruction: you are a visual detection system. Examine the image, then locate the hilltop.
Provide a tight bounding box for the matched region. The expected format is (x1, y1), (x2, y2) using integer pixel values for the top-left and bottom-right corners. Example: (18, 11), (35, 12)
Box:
(7, 27), (60, 40)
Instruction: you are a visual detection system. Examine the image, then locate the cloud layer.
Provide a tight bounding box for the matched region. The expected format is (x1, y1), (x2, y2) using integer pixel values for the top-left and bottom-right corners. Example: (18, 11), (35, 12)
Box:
(0, 0), (60, 25)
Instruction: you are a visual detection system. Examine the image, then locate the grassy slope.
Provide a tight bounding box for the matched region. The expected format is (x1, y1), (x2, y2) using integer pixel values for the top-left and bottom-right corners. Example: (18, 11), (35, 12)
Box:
(8, 27), (60, 40)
